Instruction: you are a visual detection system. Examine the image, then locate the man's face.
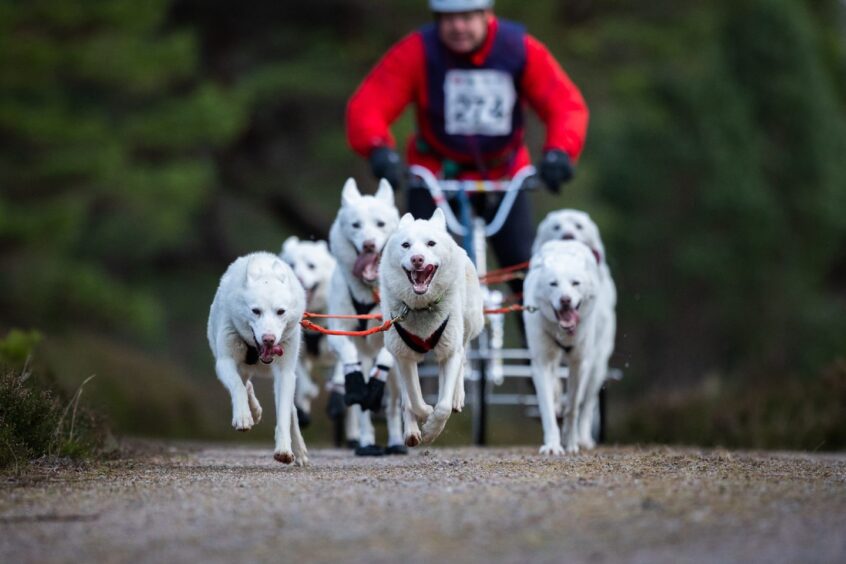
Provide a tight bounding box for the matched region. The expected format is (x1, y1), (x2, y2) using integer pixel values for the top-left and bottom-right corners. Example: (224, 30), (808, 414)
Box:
(436, 10), (491, 54)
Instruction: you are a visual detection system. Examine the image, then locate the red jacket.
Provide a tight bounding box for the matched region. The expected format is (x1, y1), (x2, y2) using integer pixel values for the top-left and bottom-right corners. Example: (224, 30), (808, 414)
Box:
(346, 17), (589, 180)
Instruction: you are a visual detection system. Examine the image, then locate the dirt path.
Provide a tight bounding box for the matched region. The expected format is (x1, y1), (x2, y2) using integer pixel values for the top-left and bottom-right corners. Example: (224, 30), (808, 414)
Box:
(1, 444), (844, 563)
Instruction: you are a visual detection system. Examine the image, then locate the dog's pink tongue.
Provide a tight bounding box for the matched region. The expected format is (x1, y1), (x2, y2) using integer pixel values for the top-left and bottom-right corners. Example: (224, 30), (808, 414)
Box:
(353, 252), (380, 283)
(557, 308), (580, 332)
(259, 343), (285, 363)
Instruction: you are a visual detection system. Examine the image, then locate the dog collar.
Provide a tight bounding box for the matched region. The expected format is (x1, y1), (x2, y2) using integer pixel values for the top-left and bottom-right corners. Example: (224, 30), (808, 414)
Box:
(394, 316), (450, 354)
(401, 294), (443, 313)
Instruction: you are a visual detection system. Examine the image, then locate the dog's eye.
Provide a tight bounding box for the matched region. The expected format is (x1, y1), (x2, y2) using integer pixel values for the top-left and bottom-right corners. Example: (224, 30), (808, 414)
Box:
(571, 280), (581, 287)
(351, 221), (361, 229)
(401, 242), (411, 249)
(427, 241), (436, 247)
(252, 308), (262, 316)
(276, 309), (286, 316)
(575, 223), (583, 230)
(376, 220), (386, 228)
(552, 224), (560, 231)
(307, 262), (315, 270)
(549, 281), (558, 287)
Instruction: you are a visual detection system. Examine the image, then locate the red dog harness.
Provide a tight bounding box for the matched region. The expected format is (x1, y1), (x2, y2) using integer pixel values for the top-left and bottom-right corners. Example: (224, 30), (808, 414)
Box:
(394, 316), (450, 354)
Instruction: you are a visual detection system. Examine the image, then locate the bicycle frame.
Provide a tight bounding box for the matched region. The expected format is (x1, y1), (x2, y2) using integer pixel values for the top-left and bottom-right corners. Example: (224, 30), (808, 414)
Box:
(408, 165), (537, 239)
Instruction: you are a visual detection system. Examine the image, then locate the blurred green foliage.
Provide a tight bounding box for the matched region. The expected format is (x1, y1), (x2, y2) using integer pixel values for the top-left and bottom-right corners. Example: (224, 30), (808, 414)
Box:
(0, 331), (107, 470)
(0, 0), (844, 448)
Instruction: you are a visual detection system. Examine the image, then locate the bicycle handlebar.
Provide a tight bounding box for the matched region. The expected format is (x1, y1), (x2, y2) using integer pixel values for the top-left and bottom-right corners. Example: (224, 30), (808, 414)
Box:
(408, 164), (537, 237)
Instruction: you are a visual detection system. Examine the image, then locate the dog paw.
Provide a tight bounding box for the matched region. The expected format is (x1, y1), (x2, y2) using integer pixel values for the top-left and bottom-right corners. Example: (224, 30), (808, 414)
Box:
(294, 454), (310, 467)
(421, 407), (450, 444)
(404, 430), (421, 448)
(232, 410), (254, 431)
(250, 404), (263, 425)
(412, 403), (434, 421)
(273, 451), (295, 464)
(452, 388), (465, 413)
(564, 442), (580, 455)
(578, 436), (596, 450)
(539, 443), (565, 456)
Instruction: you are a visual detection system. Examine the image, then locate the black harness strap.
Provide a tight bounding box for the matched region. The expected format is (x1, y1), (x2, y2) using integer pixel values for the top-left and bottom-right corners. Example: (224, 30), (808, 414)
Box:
(545, 331), (573, 354)
(245, 344), (259, 365)
(350, 289), (379, 332)
(303, 330), (324, 356)
(394, 316), (450, 354)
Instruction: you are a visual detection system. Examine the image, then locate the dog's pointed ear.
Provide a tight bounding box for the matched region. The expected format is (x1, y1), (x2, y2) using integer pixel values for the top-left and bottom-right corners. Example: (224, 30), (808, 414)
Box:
(271, 257), (289, 281)
(430, 208), (447, 231)
(399, 213), (414, 228)
(281, 236), (298, 257)
(316, 240), (329, 252)
(375, 178), (395, 206)
(341, 178), (361, 207)
(246, 255), (265, 284)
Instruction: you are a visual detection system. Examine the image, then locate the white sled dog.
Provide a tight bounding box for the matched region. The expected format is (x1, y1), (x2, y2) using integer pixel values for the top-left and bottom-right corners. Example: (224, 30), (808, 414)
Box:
(207, 252), (308, 465)
(280, 237), (336, 423)
(381, 209), (484, 447)
(523, 239), (611, 455)
(531, 209), (617, 448)
(326, 178), (405, 455)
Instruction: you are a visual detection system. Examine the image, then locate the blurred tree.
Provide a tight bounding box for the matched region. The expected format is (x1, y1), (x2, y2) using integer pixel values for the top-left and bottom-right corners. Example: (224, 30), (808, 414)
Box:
(0, 0), (246, 339)
(594, 0), (846, 387)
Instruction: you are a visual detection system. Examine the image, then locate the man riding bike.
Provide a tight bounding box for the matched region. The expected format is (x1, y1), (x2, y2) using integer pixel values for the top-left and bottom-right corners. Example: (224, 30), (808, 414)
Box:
(345, 0), (589, 298)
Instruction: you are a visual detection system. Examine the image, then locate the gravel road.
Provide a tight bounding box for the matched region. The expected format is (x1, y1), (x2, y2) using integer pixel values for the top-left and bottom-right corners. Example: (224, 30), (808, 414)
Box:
(1, 444), (844, 563)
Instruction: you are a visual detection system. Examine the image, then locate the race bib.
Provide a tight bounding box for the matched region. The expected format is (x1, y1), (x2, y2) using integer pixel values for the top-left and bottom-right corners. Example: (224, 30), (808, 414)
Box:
(444, 69), (516, 136)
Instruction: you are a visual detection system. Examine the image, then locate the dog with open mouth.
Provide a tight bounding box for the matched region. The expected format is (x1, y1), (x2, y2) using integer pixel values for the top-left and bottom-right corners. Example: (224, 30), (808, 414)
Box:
(380, 208), (484, 447)
(207, 252), (308, 465)
(280, 237), (338, 429)
(523, 240), (604, 455)
(325, 178), (406, 455)
(532, 209), (617, 450)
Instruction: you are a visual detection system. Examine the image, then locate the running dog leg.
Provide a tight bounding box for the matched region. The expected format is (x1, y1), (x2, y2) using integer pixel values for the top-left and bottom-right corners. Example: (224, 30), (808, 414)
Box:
(215, 357), (253, 431)
(452, 349), (467, 413)
(395, 358), (427, 447)
(422, 348), (463, 444)
(385, 369), (406, 453)
(245, 379), (263, 425)
(272, 353), (298, 464)
(562, 356), (591, 454)
(291, 403), (309, 466)
(531, 352), (564, 455)
(396, 357), (431, 419)
(327, 334), (366, 406)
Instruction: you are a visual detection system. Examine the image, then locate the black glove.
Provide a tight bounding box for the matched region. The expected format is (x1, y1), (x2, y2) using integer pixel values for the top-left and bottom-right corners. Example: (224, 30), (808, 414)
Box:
(539, 149), (574, 194)
(369, 146), (402, 190)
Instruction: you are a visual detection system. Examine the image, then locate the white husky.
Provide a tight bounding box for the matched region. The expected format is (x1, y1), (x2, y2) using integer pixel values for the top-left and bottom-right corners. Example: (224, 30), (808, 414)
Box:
(326, 178), (405, 455)
(532, 209), (617, 442)
(380, 209), (484, 447)
(207, 252), (308, 465)
(524, 239), (611, 455)
(280, 237), (336, 421)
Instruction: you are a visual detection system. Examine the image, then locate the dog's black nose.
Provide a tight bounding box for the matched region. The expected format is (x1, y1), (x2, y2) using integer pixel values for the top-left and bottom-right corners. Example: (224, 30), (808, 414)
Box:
(362, 240), (376, 253)
(562, 233), (575, 240)
(411, 254), (424, 269)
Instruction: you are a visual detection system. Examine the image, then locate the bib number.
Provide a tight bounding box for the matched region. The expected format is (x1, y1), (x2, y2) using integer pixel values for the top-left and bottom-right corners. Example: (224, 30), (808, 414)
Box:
(444, 69), (516, 136)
